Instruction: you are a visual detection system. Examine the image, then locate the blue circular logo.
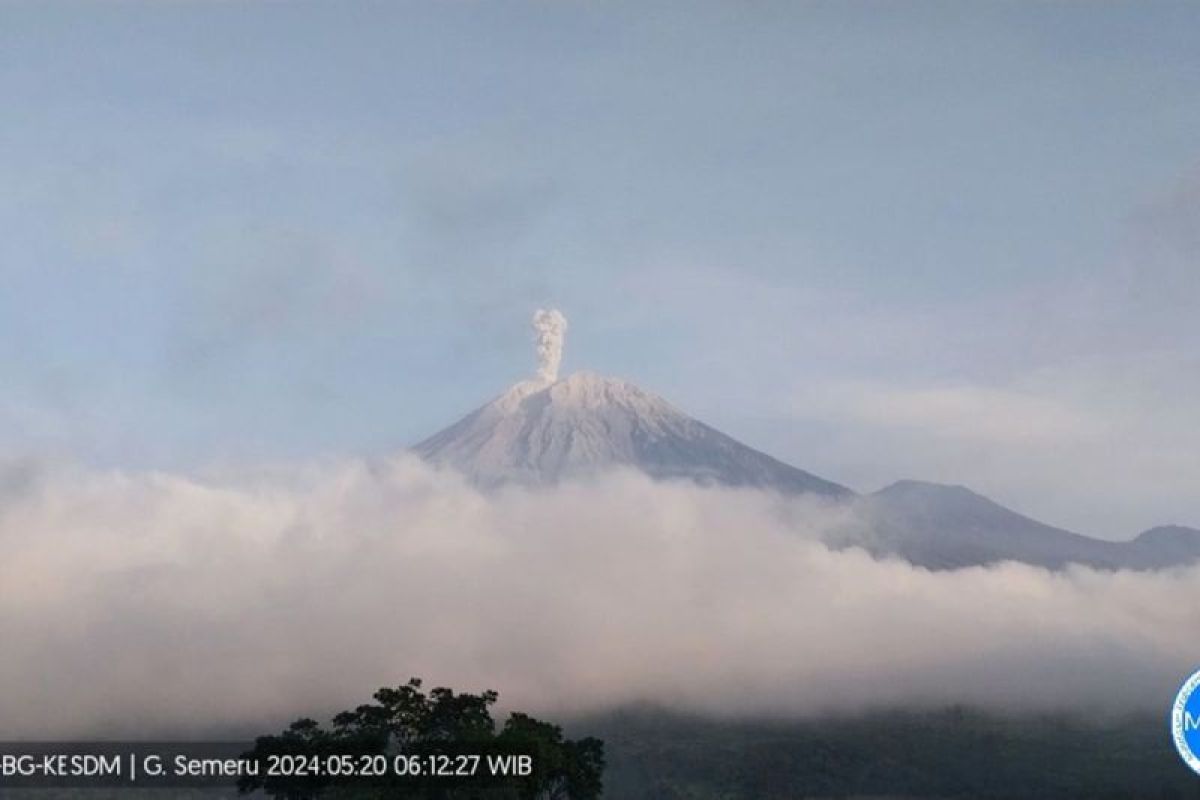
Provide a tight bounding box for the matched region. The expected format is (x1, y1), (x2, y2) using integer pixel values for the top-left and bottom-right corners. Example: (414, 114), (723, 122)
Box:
(1172, 669), (1200, 775)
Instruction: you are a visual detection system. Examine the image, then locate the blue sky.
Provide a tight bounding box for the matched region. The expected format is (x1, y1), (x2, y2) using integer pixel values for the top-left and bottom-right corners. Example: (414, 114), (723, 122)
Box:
(2, 1), (1198, 536)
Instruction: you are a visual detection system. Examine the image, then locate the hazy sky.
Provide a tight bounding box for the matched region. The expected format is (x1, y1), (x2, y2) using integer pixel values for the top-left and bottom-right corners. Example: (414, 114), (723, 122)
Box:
(2, 1), (1198, 537)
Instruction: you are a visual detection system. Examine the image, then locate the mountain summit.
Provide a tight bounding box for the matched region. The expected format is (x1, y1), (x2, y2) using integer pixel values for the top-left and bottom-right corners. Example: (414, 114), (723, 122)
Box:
(415, 371), (850, 496)
(416, 308), (847, 495)
(849, 481), (1200, 571)
(413, 310), (1199, 573)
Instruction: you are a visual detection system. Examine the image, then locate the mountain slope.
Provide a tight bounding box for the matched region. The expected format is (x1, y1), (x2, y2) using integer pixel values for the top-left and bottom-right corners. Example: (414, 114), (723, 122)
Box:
(846, 480), (1200, 571)
(413, 366), (1199, 572)
(1127, 525), (1200, 568)
(414, 372), (851, 497)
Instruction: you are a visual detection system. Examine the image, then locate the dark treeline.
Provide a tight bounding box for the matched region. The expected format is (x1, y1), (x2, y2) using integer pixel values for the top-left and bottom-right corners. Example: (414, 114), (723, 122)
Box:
(574, 706), (1199, 800)
(6, 701), (1190, 799)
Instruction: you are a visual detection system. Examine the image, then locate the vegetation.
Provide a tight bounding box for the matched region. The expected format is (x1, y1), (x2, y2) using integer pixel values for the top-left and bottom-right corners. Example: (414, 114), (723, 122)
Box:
(577, 706), (1200, 799)
(238, 678), (604, 799)
(236, 685), (1198, 799)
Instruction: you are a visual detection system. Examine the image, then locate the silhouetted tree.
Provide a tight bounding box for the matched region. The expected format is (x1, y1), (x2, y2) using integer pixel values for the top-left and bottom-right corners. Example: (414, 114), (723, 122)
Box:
(238, 678), (604, 800)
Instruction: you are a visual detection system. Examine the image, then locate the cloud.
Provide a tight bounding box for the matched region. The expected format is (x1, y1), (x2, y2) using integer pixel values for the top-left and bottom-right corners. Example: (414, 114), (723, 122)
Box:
(0, 457), (1194, 738)
(785, 360), (1200, 540)
(794, 380), (1103, 446)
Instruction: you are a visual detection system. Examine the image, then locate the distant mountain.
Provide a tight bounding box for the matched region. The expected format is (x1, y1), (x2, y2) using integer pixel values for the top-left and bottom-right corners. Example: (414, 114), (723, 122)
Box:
(843, 480), (1200, 571)
(414, 371), (1199, 572)
(414, 371), (850, 497)
(1127, 525), (1200, 567)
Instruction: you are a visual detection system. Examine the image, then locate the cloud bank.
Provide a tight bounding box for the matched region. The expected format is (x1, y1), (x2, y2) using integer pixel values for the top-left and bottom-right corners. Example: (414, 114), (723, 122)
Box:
(0, 456), (1194, 738)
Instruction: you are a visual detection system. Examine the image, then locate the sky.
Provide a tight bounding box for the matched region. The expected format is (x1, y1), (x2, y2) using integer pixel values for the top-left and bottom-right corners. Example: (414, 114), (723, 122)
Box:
(2, 1), (1199, 538)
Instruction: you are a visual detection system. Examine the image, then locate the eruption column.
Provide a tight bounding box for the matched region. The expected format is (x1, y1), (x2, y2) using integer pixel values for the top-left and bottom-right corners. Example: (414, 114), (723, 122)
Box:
(532, 309), (567, 384)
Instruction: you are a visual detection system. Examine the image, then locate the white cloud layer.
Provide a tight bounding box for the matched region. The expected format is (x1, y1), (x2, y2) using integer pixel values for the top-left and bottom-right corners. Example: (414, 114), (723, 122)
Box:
(788, 356), (1200, 539)
(794, 380), (1103, 446)
(0, 457), (1195, 738)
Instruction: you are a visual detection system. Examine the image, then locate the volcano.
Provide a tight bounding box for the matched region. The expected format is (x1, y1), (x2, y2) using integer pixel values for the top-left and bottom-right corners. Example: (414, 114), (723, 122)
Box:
(414, 310), (1200, 572)
(415, 371), (850, 497)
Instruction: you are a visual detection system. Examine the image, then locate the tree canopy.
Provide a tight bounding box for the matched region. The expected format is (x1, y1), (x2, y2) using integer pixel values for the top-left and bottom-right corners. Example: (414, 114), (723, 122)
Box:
(238, 678), (604, 800)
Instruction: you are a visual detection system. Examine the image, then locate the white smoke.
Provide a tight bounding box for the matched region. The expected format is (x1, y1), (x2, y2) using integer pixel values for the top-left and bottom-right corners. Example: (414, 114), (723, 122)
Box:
(0, 456), (1196, 738)
(532, 309), (567, 384)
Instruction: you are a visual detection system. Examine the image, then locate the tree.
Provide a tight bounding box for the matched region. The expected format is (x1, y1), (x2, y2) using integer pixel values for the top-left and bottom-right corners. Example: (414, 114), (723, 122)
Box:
(238, 678), (604, 800)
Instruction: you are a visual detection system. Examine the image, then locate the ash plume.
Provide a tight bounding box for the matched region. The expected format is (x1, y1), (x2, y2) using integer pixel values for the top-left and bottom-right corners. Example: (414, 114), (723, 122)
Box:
(532, 309), (567, 384)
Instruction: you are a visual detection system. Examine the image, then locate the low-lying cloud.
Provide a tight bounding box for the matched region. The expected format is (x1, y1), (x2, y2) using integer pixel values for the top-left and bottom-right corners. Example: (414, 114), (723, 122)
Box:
(0, 456), (1194, 738)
